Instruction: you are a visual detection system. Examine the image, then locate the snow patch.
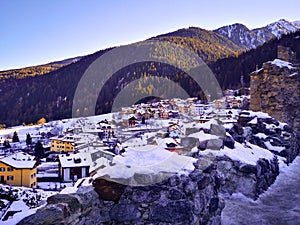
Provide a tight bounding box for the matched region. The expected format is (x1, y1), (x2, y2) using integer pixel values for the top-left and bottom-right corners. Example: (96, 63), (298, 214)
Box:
(269, 59), (294, 69)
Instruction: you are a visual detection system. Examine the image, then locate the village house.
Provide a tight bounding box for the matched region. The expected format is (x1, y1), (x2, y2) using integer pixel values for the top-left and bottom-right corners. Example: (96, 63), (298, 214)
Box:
(189, 103), (205, 116)
(50, 134), (76, 152)
(97, 120), (115, 139)
(160, 110), (170, 119)
(58, 153), (91, 182)
(0, 152), (37, 188)
(128, 116), (137, 128)
(121, 107), (134, 115)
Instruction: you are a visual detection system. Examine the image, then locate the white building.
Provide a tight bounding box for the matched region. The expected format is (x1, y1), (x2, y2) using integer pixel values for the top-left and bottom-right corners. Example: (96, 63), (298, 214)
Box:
(58, 153), (92, 182)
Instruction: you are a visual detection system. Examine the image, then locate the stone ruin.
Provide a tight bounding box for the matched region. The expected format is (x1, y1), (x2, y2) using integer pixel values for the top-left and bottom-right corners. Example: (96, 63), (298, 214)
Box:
(250, 45), (300, 143)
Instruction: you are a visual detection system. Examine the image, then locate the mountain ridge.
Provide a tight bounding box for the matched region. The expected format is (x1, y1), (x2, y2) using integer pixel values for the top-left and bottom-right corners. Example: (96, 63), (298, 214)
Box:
(1, 19), (300, 126)
(215, 19), (300, 49)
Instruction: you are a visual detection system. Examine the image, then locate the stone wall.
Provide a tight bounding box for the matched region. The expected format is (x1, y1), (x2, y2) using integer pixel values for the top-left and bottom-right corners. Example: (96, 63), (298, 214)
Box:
(277, 45), (297, 63)
(18, 161), (225, 225)
(18, 151), (281, 225)
(250, 49), (300, 141)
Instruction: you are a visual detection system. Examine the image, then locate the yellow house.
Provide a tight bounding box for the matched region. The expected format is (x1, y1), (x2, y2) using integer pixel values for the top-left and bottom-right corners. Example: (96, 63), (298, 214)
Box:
(0, 152), (37, 188)
(50, 135), (75, 152)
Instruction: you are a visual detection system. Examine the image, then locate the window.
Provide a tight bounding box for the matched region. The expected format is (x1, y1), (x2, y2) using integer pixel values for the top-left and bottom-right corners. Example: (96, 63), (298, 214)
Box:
(7, 167), (13, 172)
(7, 176), (13, 180)
(31, 174), (34, 179)
(0, 168), (5, 171)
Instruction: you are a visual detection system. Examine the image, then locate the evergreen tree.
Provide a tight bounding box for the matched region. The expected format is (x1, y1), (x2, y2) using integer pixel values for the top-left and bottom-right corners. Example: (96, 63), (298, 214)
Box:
(34, 141), (44, 158)
(3, 140), (11, 148)
(12, 131), (19, 142)
(26, 133), (32, 145)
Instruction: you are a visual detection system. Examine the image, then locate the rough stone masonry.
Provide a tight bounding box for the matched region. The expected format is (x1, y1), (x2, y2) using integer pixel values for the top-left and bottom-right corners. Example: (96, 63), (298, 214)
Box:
(250, 45), (300, 145)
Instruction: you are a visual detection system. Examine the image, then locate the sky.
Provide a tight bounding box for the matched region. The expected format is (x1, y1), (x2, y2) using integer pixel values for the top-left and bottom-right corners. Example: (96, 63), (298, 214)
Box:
(1, 0), (300, 71)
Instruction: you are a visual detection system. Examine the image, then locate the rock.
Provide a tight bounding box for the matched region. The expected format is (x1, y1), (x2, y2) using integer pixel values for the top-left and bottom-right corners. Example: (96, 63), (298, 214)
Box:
(169, 175), (181, 187)
(233, 135), (246, 143)
(189, 170), (203, 181)
(198, 140), (208, 150)
(209, 197), (219, 213)
(150, 201), (192, 223)
(283, 124), (293, 133)
(223, 136), (235, 149)
(232, 123), (244, 135)
(93, 178), (126, 202)
(17, 205), (65, 225)
(167, 188), (184, 200)
(132, 189), (160, 203)
(239, 164), (257, 174)
(197, 176), (211, 190)
(133, 173), (167, 186)
(74, 186), (98, 209)
(210, 124), (226, 137)
(109, 203), (141, 222)
(196, 155), (215, 171)
(193, 192), (206, 214)
(181, 137), (198, 149)
(203, 163), (217, 174)
(207, 138), (223, 150)
(47, 194), (81, 213)
(243, 127), (252, 141)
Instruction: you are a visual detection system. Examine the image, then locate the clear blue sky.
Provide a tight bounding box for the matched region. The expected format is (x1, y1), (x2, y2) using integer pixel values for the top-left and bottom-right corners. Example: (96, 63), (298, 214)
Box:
(1, 0), (300, 70)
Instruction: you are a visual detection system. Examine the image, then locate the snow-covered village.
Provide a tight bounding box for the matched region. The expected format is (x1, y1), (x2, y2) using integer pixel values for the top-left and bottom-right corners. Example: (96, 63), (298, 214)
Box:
(1, 80), (299, 224)
(2, 2), (300, 224)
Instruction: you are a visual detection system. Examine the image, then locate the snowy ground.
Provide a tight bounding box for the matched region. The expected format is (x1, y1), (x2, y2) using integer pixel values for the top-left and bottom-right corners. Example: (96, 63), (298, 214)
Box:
(0, 184), (57, 224)
(221, 156), (300, 225)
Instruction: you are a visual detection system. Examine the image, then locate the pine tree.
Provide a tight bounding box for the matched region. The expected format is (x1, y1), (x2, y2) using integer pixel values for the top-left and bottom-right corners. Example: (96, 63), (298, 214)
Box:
(34, 141), (44, 158)
(12, 131), (19, 142)
(26, 133), (32, 145)
(3, 140), (11, 148)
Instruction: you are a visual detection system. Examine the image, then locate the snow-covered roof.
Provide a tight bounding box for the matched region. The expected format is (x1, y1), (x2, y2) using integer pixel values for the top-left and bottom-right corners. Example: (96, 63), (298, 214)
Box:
(58, 152), (92, 168)
(0, 152), (36, 169)
(269, 59), (294, 69)
(50, 134), (76, 142)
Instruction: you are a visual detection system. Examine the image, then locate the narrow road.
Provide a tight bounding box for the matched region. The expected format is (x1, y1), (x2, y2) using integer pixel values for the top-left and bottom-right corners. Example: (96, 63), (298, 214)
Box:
(221, 156), (300, 225)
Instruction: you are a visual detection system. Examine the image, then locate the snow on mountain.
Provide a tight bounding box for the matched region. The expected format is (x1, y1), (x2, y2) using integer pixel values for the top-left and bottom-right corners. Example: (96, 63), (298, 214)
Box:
(251, 27), (275, 43)
(215, 19), (300, 50)
(214, 23), (265, 49)
(264, 19), (298, 37)
(293, 20), (300, 29)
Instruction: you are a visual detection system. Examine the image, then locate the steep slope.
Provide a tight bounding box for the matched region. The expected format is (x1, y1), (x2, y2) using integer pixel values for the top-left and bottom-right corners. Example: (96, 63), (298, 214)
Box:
(152, 27), (242, 62)
(0, 56), (82, 80)
(1, 27), (300, 127)
(214, 23), (264, 49)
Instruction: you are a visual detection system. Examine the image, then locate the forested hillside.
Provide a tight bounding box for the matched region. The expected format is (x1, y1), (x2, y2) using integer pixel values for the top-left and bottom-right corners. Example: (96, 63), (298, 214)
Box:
(0, 29), (299, 127)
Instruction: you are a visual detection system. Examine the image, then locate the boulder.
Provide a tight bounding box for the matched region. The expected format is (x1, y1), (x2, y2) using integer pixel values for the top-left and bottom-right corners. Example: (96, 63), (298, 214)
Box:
(93, 178), (126, 202)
